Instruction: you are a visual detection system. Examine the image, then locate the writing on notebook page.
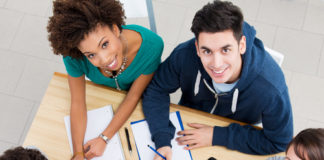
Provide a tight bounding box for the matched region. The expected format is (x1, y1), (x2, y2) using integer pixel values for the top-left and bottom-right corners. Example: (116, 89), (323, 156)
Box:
(64, 105), (125, 160)
(131, 111), (193, 160)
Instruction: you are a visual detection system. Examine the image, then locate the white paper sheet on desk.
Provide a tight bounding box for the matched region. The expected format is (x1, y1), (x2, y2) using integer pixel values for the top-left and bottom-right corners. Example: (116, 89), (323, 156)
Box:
(119, 0), (148, 18)
(64, 105), (125, 160)
(131, 112), (193, 160)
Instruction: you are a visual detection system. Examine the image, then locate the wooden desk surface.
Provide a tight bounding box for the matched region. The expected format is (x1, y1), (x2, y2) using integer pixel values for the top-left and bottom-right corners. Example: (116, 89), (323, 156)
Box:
(23, 72), (283, 160)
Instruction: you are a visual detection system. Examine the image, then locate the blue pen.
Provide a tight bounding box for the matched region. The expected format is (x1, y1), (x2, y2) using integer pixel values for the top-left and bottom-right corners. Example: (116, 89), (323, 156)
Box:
(147, 145), (167, 160)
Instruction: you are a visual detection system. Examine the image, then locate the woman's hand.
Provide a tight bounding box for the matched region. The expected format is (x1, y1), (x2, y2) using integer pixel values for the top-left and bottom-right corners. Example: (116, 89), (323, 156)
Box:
(83, 137), (107, 159)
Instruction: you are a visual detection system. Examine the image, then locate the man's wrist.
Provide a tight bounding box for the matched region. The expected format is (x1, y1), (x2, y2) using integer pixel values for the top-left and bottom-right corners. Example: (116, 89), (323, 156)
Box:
(212, 126), (228, 146)
(153, 132), (173, 149)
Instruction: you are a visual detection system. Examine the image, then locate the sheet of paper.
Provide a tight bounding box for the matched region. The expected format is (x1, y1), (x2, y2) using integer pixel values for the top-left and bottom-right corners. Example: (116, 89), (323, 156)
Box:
(120, 0), (149, 18)
(64, 105), (125, 160)
(131, 112), (193, 160)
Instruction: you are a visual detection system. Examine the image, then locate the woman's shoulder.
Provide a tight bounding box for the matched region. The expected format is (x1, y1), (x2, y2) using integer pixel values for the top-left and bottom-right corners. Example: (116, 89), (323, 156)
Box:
(123, 24), (163, 45)
(63, 55), (88, 63)
(122, 24), (152, 33)
(63, 55), (93, 70)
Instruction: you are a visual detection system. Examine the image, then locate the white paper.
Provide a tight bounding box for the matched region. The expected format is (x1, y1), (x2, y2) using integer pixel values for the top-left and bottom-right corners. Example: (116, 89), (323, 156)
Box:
(119, 0), (149, 18)
(64, 105), (125, 160)
(131, 112), (192, 160)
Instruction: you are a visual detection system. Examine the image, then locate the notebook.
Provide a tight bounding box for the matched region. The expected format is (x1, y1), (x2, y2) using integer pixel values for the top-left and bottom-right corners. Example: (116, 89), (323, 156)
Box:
(131, 111), (193, 160)
(64, 105), (125, 160)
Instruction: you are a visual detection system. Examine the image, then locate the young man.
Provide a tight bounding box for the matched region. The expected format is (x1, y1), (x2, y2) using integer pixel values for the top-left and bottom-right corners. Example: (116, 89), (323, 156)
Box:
(142, 0), (293, 159)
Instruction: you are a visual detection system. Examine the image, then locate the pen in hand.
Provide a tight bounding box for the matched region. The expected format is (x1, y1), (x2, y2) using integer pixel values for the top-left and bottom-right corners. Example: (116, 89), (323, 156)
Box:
(84, 145), (90, 153)
(147, 144), (166, 160)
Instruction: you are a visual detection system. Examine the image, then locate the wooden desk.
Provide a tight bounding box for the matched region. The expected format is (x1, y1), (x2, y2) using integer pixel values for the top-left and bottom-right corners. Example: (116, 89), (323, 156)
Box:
(23, 72), (284, 160)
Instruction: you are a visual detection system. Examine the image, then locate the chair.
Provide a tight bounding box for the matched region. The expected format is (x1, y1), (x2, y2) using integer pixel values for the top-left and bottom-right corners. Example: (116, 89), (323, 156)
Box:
(120, 0), (157, 33)
(265, 46), (284, 67)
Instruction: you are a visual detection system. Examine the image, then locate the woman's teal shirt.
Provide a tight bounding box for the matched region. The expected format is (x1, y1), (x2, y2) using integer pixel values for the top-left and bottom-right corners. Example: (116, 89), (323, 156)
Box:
(63, 25), (164, 90)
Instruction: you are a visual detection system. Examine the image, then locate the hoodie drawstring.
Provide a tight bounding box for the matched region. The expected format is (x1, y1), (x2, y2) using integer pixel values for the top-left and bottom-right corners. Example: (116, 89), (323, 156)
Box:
(194, 70), (201, 96)
(203, 79), (220, 114)
(202, 79), (239, 114)
(231, 89), (239, 114)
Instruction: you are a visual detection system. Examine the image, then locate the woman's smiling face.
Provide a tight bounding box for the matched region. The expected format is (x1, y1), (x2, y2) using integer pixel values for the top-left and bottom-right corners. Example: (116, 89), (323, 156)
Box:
(78, 24), (124, 71)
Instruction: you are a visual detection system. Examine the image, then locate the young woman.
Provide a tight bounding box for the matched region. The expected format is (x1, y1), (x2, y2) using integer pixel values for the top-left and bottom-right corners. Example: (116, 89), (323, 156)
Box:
(268, 128), (324, 160)
(47, 0), (163, 159)
(285, 128), (324, 160)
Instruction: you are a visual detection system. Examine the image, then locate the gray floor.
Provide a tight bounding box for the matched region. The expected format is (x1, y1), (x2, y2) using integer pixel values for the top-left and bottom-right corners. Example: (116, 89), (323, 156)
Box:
(1, 0), (324, 155)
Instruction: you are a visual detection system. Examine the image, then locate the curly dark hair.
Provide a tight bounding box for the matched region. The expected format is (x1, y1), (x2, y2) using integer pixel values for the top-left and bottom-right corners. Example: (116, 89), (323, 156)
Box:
(191, 0), (244, 43)
(286, 128), (324, 160)
(47, 0), (126, 59)
(0, 147), (47, 160)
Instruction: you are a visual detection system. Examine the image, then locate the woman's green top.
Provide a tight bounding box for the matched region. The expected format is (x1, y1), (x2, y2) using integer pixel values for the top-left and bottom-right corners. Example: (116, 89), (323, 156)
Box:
(63, 24), (164, 90)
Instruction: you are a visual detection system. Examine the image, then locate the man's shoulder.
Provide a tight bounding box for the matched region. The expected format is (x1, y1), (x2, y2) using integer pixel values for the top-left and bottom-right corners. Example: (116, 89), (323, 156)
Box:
(253, 68), (287, 96)
(244, 42), (287, 95)
(166, 38), (198, 67)
(172, 38), (196, 55)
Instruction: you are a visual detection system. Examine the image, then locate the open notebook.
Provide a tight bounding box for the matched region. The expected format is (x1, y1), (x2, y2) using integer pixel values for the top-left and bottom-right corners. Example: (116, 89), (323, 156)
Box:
(131, 111), (193, 160)
(64, 105), (125, 160)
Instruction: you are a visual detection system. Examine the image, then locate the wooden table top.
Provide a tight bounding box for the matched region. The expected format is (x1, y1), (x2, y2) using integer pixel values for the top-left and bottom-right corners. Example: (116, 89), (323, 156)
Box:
(23, 72), (284, 160)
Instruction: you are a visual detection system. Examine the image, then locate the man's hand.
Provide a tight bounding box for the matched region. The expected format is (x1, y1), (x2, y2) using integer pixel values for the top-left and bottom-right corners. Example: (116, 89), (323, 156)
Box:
(176, 123), (213, 150)
(83, 137), (107, 159)
(154, 146), (172, 160)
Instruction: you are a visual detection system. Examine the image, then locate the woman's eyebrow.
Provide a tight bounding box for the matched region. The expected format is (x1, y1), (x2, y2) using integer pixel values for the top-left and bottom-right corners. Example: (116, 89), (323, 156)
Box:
(82, 36), (107, 54)
(98, 36), (106, 47)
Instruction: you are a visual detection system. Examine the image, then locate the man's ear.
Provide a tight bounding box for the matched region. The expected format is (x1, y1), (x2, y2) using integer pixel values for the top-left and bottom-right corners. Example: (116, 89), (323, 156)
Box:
(239, 36), (246, 55)
(195, 40), (200, 57)
(112, 24), (120, 37)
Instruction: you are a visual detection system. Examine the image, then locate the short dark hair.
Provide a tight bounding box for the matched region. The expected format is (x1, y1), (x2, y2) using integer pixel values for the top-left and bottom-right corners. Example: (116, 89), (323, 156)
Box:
(191, 0), (244, 42)
(47, 0), (126, 59)
(0, 147), (47, 160)
(286, 128), (324, 160)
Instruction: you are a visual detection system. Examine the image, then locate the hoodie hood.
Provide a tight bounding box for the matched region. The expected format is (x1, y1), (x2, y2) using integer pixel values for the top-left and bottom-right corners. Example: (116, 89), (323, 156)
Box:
(237, 22), (266, 91)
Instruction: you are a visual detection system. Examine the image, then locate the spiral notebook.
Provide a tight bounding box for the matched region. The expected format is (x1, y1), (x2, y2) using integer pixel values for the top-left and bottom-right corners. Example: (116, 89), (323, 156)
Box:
(64, 105), (125, 160)
(130, 111), (193, 160)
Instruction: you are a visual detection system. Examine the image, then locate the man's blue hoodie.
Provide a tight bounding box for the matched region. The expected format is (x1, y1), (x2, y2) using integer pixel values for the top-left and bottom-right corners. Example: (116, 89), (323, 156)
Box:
(142, 23), (293, 155)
